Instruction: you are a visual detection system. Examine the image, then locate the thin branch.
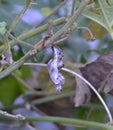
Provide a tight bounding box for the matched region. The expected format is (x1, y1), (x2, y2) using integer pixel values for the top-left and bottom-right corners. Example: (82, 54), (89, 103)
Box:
(33, 0), (67, 29)
(24, 63), (113, 123)
(8, 31), (34, 49)
(31, 91), (74, 105)
(3, 31), (13, 64)
(0, 110), (25, 120)
(45, 0), (89, 46)
(9, 0), (31, 32)
(71, 0), (76, 16)
(54, 35), (69, 44)
(77, 26), (95, 40)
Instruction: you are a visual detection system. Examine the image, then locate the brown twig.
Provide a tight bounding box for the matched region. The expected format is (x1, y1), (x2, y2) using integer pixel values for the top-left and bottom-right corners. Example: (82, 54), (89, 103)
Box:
(33, 0), (67, 29)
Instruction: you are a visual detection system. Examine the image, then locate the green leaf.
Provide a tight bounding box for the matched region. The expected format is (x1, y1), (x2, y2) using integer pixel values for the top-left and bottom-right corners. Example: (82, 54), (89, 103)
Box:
(0, 75), (23, 107)
(83, 0), (113, 39)
(20, 65), (32, 78)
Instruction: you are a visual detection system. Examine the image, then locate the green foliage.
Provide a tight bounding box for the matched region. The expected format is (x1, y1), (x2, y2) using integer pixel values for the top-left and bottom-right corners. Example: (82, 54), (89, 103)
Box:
(83, 0), (113, 39)
(20, 65), (32, 78)
(0, 65), (32, 107)
(0, 75), (23, 107)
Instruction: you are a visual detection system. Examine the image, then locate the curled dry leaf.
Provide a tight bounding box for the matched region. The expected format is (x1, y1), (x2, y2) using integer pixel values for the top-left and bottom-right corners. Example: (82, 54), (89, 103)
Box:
(48, 45), (65, 92)
(79, 51), (113, 95)
(0, 51), (13, 65)
(74, 69), (91, 107)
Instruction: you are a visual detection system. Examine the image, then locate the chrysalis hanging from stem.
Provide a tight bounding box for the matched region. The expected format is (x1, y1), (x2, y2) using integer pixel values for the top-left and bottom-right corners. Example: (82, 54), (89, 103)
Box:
(48, 45), (65, 92)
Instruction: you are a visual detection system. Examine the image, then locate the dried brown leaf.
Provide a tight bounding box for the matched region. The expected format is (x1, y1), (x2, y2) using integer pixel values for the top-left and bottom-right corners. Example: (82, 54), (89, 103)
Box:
(97, 51), (113, 65)
(80, 51), (113, 94)
(74, 69), (91, 107)
(104, 71), (113, 93)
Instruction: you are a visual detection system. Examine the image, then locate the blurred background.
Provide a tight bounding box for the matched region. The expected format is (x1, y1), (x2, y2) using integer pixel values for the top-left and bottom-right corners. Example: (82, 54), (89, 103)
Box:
(0, 0), (113, 130)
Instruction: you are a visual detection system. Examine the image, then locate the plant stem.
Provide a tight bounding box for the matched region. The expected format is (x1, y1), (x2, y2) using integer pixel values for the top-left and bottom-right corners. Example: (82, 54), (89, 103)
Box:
(31, 91), (74, 105)
(0, 17), (66, 52)
(25, 116), (113, 130)
(9, 0), (31, 32)
(71, 0), (76, 16)
(34, 0), (67, 28)
(0, 110), (25, 120)
(8, 32), (34, 49)
(3, 31), (13, 64)
(45, 0), (89, 46)
(77, 26), (94, 40)
(17, 17), (66, 43)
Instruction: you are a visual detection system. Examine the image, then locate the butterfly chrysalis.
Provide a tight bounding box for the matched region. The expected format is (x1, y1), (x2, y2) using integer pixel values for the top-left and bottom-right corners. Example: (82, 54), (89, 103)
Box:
(48, 45), (65, 92)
